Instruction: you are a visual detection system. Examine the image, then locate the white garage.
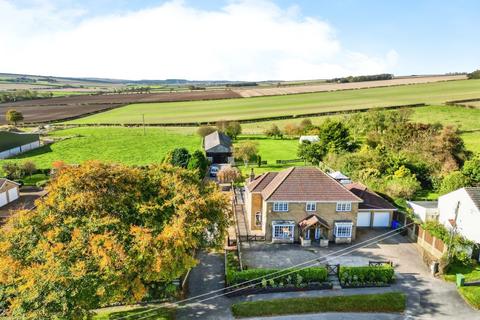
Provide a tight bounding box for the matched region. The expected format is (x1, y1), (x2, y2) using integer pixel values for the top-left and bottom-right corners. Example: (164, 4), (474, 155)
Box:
(7, 188), (19, 202)
(372, 212), (391, 227)
(357, 211), (371, 227)
(0, 178), (20, 208)
(0, 192), (7, 207)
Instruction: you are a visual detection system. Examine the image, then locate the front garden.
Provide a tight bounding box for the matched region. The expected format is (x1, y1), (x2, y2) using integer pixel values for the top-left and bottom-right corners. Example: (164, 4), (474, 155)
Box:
(444, 261), (480, 309)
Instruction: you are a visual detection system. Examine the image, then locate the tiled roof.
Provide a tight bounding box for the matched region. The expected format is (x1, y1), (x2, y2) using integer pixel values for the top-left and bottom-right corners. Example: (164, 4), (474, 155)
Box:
(260, 167), (362, 202)
(204, 131), (231, 151)
(464, 187), (480, 210)
(299, 214), (330, 230)
(246, 172), (278, 192)
(345, 182), (396, 210)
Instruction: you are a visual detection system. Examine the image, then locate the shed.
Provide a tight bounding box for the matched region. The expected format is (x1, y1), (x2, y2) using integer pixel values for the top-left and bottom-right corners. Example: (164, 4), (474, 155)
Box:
(203, 131), (232, 164)
(0, 178), (20, 208)
(299, 135), (319, 144)
(0, 131), (40, 159)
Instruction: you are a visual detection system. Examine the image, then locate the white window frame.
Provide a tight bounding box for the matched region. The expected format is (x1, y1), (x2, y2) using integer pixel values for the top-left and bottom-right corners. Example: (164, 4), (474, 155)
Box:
(272, 223), (295, 241)
(334, 222), (353, 238)
(336, 202), (352, 212)
(306, 201), (316, 212)
(273, 202), (289, 212)
(255, 211), (262, 227)
(304, 229), (310, 240)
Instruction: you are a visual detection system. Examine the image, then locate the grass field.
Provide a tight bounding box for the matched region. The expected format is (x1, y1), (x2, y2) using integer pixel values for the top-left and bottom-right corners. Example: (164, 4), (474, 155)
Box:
(231, 292), (406, 318)
(67, 79), (480, 124)
(0, 127), (201, 169)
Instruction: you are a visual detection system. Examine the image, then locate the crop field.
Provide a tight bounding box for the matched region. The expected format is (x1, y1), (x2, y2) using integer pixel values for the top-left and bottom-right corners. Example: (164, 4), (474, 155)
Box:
(0, 127), (201, 169)
(68, 79), (480, 125)
(234, 75), (467, 97)
(0, 90), (241, 124)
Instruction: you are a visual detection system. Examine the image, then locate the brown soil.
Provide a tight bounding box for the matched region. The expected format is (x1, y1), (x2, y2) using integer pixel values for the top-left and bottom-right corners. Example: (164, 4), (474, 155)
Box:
(0, 90), (241, 124)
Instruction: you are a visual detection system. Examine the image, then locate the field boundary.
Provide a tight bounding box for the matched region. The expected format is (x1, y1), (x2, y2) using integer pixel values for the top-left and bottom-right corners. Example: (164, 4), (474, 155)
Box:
(31, 102), (427, 128)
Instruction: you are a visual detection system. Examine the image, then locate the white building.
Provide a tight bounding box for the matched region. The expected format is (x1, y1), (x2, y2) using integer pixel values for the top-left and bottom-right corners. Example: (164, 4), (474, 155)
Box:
(0, 131), (41, 159)
(438, 187), (480, 245)
(407, 201), (439, 222)
(299, 135), (319, 144)
(0, 178), (20, 208)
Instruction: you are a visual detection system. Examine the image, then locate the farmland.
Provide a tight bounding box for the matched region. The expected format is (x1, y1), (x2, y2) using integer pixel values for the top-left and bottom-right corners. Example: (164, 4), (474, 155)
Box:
(69, 79), (480, 124)
(1, 127), (201, 169)
(234, 74), (466, 97)
(0, 90), (241, 124)
(3, 105), (479, 172)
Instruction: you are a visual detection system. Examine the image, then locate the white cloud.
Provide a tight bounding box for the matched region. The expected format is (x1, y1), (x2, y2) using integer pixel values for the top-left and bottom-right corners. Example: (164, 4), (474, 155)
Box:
(0, 0), (398, 80)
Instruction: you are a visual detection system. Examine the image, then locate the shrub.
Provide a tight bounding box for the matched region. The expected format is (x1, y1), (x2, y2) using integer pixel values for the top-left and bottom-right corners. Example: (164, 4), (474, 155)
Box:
(226, 267), (328, 286)
(438, 171), (470, 195)
(187, 150), (208, 178)
(197, 125), (217, 138)
(339, 266), (395, 286)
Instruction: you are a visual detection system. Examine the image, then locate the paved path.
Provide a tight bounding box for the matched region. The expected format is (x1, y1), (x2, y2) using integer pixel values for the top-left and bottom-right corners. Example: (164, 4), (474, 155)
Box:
(176, 251), (233, 320)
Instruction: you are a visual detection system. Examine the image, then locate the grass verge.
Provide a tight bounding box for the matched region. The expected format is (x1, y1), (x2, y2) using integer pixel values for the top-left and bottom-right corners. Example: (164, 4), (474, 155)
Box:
(444, 262), (480, 309)
(93, 306), (175, 320)
(231, 292), (406, 318)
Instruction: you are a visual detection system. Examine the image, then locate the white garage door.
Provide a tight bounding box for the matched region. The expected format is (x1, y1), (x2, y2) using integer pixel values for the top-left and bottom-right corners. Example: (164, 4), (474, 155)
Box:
(357, 211), (371, 227)
(373, 212), (390, 227)
(7, 188), (19, 202)
(0, 192), (7, 207)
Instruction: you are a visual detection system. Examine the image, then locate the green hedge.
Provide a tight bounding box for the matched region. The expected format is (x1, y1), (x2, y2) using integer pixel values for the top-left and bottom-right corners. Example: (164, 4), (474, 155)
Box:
(339, 266), (395, 286)
(226, 267), (327, 286)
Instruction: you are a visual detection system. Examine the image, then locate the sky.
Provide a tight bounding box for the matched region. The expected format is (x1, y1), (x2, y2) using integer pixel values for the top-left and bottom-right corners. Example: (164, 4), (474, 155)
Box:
(0, 0), (479, 81)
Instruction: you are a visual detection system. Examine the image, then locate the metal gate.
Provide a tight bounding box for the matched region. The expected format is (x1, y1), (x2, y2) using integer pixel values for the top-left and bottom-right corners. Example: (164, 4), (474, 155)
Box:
(326, 264), (340, 276)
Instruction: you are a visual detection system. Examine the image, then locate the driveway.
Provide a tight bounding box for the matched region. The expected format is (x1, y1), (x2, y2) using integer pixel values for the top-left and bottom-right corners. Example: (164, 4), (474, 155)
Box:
(240, 229), (478, 319)
(0, 186), (46, 223)
(176, 251), (233, 320)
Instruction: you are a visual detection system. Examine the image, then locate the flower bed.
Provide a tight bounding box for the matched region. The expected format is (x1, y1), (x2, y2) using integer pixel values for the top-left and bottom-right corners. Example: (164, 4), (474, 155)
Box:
(339, 265), (395, 288)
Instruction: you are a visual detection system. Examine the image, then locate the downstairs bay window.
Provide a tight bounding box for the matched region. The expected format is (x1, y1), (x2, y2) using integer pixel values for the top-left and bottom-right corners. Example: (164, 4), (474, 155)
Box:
(334, 221), (353, 238)
(272, 221), (295, 242)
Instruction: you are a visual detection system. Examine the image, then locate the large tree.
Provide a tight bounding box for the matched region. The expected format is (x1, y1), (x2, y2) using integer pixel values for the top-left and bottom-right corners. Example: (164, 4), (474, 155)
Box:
(234, 141), (258, 166)
(0, 161), (229, 319)
(5, 109), (24, 125)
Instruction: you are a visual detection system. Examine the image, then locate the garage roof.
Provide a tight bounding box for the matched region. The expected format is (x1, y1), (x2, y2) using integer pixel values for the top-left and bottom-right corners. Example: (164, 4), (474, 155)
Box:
(345, 182), (396, 210)
(0, 131), (39, 152)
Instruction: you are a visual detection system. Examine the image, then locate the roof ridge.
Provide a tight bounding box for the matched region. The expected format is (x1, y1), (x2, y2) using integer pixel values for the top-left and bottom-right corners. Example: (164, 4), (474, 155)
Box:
(263, 167), (295, 200)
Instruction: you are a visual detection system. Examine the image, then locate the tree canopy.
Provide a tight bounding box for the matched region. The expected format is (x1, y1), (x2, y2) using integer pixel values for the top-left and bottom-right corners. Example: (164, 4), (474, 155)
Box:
(5, 109), (24, 125)
(0, 161), (229, 319)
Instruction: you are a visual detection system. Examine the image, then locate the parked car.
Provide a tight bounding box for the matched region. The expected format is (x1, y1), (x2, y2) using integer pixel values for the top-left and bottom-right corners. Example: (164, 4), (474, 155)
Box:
(209, 166), (219, 177)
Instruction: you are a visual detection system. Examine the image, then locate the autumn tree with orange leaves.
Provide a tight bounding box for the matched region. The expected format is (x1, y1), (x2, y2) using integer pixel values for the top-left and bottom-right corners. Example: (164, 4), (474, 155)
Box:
(0, 161), (229, 319)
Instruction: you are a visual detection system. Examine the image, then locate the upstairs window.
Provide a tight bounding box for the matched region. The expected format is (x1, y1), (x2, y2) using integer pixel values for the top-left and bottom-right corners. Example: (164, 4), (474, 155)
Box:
(306, 202), (316, 212)
(336, 202), (352, 212)
(273, 202), (289, 212)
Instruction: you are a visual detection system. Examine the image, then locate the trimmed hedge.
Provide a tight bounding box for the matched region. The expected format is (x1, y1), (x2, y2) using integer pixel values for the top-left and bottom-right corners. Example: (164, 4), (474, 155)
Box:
(339, 266), (395, 287)
(226, 267), (328, 286)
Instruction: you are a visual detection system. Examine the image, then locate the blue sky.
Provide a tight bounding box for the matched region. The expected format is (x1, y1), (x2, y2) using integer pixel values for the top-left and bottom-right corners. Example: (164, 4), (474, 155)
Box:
(1, 0), (478, 80)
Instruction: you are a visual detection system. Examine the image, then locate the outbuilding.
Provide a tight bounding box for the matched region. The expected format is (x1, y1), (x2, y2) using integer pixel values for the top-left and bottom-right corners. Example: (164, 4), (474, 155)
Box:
(203, 131), (233, 164)
(0, 131), (40, 159)
(0, 178), (20, 208)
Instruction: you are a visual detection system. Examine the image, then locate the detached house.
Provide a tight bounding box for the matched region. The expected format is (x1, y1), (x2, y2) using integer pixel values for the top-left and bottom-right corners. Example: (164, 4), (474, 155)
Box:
(244, 167), (363, 244)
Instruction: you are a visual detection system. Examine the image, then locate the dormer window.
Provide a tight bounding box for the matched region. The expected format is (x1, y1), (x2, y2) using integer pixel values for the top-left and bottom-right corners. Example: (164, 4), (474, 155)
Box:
(336, 202), (352, 212)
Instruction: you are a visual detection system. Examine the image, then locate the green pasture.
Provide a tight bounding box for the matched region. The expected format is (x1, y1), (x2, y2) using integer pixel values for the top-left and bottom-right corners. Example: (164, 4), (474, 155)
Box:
(0, 127), (201, 169)
(67, 79), (480, 124)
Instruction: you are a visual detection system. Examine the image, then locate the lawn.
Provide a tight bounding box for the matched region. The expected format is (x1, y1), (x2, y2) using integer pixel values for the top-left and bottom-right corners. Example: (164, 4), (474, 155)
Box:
(0, 127), (201, 169)
(67, 79), (480, 124)
(93, 306), (175, 320)
(231, 292), (406, 318)
(233, 135), (304, 175)
(444, 262), (480, 309)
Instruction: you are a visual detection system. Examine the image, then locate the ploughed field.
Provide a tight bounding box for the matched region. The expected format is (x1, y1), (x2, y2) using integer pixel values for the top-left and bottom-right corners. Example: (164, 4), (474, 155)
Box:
(68, 79), (480, 124)
(0, 90), (241, 124)
(234, 74), (467, 97)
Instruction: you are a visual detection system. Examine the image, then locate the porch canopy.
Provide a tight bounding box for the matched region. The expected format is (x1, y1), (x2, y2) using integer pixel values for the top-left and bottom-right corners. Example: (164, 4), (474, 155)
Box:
(298, 214), (330, 231)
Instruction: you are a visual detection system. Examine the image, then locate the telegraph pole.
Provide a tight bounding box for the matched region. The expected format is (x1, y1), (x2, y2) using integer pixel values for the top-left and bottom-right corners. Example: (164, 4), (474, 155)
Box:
(447, 201), (460, 262)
